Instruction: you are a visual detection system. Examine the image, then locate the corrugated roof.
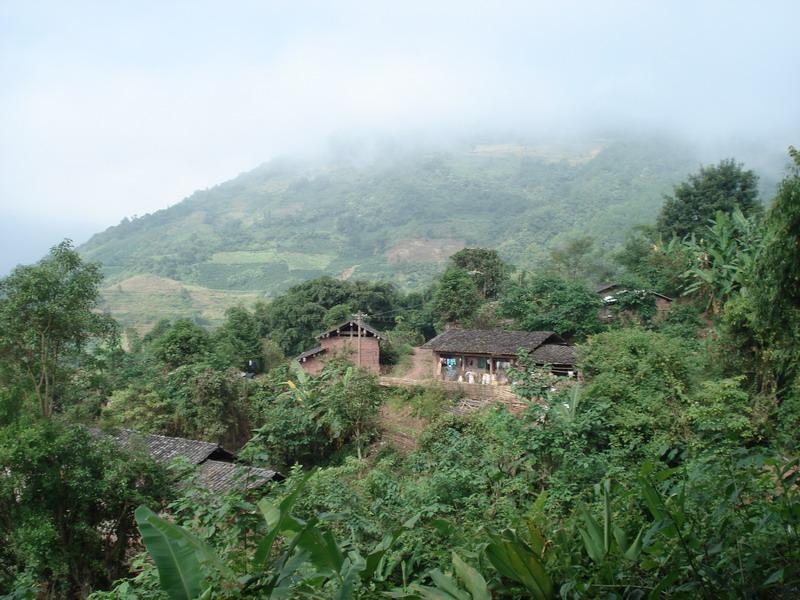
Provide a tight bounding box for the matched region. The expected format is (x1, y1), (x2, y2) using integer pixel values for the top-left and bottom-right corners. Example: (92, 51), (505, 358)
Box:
(197, 460), (280, 493)
(421, 329), (563, 355)
(531, 344), (576, 365)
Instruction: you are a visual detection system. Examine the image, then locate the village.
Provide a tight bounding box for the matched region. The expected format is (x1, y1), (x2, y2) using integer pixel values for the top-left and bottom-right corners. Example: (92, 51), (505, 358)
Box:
(97, 280), (674, 495)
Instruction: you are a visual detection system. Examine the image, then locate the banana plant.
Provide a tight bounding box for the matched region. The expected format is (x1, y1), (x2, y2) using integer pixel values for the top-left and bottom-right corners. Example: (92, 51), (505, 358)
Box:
(136, 472), (319, 599)
(135, 505), (225, 600)
(681, 208), (763, 313)
(136, 470), (406, 600)
(483, 492), (553, 600)
(410, 552), (491, 600)
(577, 479), (643, 567)
(411, 493), (554, 600)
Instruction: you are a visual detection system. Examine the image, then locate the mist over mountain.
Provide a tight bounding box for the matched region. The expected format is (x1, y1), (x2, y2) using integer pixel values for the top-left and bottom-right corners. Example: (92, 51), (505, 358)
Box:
(77, 133), (785, 331)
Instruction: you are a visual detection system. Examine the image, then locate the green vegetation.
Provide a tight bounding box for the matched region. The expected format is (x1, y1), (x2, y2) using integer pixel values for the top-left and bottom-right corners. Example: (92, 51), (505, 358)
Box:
(80, 138), (709, 331)
(2, 147), (799, 599)
(657, 159), (761, 238)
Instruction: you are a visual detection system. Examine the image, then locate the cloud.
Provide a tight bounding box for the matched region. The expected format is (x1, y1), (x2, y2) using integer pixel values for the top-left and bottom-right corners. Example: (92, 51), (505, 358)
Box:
(1, 1), (798, 229)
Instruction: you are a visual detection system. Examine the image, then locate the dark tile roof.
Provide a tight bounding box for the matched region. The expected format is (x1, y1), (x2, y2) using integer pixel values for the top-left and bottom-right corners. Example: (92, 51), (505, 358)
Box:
(92, 428), (282, 492)
(197, 460), (280, 493)
(421, 329), (563, 355)
(108, 429), (235, 464)
(296, 345), (326, 361)
(531, 344), (576, 365)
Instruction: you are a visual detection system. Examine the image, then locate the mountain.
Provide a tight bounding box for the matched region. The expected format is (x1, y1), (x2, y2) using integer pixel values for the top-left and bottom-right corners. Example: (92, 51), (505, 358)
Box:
(78, 136), (731, 331)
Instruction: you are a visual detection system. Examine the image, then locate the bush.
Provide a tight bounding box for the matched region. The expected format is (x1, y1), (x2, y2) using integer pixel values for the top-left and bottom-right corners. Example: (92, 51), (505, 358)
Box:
(0, 419), (172, 597)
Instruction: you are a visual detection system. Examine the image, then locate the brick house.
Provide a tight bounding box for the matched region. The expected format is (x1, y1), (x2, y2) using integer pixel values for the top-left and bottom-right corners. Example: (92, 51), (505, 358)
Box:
(296, 319), (382, 375)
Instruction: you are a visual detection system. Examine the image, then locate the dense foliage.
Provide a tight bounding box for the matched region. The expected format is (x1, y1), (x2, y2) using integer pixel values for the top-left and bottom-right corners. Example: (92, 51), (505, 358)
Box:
(2, 147), (799, 599)
(0, 420), (171, 598)
(657, 159), (761, 238)
(78, 138), (709, 332)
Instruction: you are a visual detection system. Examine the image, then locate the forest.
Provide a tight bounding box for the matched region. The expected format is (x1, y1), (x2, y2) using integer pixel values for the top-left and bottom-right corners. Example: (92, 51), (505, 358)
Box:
(80, 137), (750, 333)
(1, 150), (799, 599)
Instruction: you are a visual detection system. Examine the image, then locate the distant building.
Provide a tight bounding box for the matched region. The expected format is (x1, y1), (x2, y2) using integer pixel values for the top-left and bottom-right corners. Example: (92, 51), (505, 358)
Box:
(595, 283), (673, 321)
(93, 428), (282, 492)
(421, 329), (577, 381)
(296, 319), (382, 375)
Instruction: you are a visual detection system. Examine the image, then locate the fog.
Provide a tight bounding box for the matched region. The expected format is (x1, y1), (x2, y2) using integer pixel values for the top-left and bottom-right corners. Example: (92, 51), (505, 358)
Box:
(1, 1), (798, 270)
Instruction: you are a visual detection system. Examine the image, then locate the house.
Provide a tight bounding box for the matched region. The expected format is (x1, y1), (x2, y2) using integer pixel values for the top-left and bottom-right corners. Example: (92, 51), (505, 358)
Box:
(421, 329), (577, 381)
(97, 428), (282, 493)
(296, 319), (382, 375)
(596, 283), (673, 321)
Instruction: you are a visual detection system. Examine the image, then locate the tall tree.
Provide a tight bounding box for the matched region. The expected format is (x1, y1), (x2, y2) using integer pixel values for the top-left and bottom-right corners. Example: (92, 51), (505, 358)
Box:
(448, 248), (510, 299)
(432, 268), (482, 326)
(0, 420), (171, 597)
(499, 275), (603, 340)
(657, 159), (760, 239)
(548, 236), (595, 280)
(752, 147), (800, 387)
(0, 240), (115, 417)
(151, 318), (211, 369)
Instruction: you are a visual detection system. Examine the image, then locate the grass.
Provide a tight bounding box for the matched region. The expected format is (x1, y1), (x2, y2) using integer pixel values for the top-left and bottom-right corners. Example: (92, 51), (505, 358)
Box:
(211, 249), (334, 270)
(98, 274), (261, 334)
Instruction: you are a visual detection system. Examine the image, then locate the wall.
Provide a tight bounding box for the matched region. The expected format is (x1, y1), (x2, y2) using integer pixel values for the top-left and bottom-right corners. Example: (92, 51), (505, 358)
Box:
(318, 335), (381, 374)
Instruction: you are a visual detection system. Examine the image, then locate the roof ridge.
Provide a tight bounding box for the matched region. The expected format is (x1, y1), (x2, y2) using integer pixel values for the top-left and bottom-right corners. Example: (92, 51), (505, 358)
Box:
(314, 319), (383, 339)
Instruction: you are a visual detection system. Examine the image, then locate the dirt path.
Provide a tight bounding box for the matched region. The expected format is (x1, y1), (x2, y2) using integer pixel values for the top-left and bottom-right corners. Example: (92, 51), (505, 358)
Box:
(395, 347), (433, 380)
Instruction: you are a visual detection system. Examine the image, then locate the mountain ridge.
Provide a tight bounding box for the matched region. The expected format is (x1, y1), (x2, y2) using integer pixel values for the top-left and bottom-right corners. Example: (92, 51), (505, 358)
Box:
(78, 136), (776, 331)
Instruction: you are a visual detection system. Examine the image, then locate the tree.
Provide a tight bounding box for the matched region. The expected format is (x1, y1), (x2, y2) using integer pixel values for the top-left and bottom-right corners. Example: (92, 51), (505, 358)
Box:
(449, 248), (510, 299)
(580, 328), (695, 462)
(499, 275), (603, 340)
(254, 277), (401, 356)
(548, 235), (595, 280)
(244, 361), (383, 468)
(152, 319), (211, 369)
(753, 147), (800, 339)
(432, 268), (482, 326)
(0, 419), (171, 597)
(0, 240), (115, 417)
(616, 227), (690, 298)
(657, 159), (760, 239)
(749, 146), (800, 394)
(211, 305), (262, 371)
(681, 208), (762, 314)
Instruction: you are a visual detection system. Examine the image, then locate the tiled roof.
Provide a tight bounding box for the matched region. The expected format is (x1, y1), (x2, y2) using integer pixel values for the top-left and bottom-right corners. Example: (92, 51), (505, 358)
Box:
(531, 344), (576, 365)
(197, 460), (279, 493)
(92, 428), (282, 492)
(421, 329), (562, 355)
(110, 429), (234, 465)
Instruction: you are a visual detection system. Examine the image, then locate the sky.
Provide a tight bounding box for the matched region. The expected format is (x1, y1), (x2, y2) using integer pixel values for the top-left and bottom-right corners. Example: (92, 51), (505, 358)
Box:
(1, 1), (799, 271)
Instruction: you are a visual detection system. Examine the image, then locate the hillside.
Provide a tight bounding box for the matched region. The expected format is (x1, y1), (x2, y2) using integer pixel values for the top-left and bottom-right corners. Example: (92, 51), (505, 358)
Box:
(81, 137), (703, 330)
